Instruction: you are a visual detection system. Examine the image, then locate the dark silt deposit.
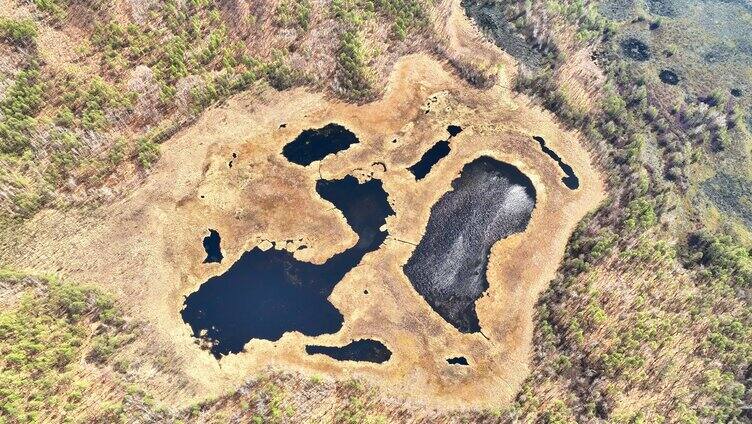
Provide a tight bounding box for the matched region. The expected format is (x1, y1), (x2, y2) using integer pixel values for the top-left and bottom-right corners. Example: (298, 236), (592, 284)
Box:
(447, 356), (469, 365)
(403, 156), (536, 333)
(659, 69), (680, 85)
(621, 38), (651, 61)
(282, 123), (359, 166)
(533, 136), (579, 190)
(305, 339), (392, 363)
(182, 176), (394, 358)
(202, 229), (223, 263)
(408, 140), (451, 180)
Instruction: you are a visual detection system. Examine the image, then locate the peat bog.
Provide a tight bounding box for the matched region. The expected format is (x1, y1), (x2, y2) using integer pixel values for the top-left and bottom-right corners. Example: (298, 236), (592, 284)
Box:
(182, 175), (394, 357)
(282, 123), (359, 166)
(622, 37), (651, 61)
(659, 69), (680, 85)
(305, 339), (392, 363)
(403, 156), (536, 333)
(202, 229), (223, 263)
(533, 136), (579, 189)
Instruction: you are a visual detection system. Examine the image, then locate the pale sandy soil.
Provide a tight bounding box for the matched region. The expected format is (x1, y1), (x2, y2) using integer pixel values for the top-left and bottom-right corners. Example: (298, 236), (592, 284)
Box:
(0, 1), (605, 411)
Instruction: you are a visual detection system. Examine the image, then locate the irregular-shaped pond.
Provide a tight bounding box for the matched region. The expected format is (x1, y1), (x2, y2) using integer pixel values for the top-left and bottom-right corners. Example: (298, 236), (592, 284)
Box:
(182, 176), (394, 357)
(403, 156), (536, 333)
(202, 229), (223, 263)
(305, 339), (392, 363)
(282, 123), (359, 166)
(408, 140), (451, 180)
(533, 136), (579, 190)
(447, 356), (469, 365)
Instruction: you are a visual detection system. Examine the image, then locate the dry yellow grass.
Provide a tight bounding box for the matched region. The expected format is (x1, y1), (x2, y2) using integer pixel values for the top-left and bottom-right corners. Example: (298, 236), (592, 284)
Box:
(0, 1), (605, 412)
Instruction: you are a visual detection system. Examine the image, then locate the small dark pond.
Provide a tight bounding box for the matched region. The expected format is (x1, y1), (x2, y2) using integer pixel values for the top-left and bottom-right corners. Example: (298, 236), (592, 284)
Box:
(408, 140), (451, 180)
(731, 88), (742, 97)
(403, 156), (536, 333)
(621, 38), (651, 61)
(447, 356), (469, 365)
(305, 339), (392, 363)
(533, 136), (579, 190)
(659, 69), (680, 85)
(282, 123), (359, 166)
(202, 229), (223, 263)
(447, 125), (463, 137)
(182, 176), (394, 358)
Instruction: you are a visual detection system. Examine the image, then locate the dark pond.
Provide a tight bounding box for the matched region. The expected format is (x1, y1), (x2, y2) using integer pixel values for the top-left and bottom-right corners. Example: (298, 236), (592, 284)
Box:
(408, 140), (451, 180)
(533, 136), (579, 190)
(403, 156), (536, 333)
(182, 176), (394, 358)
(447, 356), (469, 365)
(731, 88), (742, 97)
(282, 123), (359, 166)
(621, 38), (651, 61)
(659, 69), (680, 85)
(202, 229), (223, 263)
(447, 125), (463, 137)
(305, 339), (392, 363)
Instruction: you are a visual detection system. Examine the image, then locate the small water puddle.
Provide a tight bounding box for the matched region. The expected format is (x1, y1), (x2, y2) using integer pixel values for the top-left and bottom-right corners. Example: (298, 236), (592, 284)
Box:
(446, 356), (469, 365)
(533, 136), (579, 190)
(282, 123), (359, 166)
(305, 339), (392, 363)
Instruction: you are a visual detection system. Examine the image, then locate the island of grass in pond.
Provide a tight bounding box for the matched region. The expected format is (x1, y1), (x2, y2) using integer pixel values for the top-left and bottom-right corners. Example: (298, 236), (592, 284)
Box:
(533, 136), (579, 190)
(403, 156), (536, 333)
(282, 123), (359, 166)
(305, 339), (392, 363)
(202, 229), (223, 263)
(182, 176), (394, 358)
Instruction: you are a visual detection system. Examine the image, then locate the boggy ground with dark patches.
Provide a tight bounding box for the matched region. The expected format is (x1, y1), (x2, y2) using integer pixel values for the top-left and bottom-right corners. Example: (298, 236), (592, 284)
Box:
(182, 176), (394, 357)
(622, 37), (651, 61)
(403, 156), (536, 333)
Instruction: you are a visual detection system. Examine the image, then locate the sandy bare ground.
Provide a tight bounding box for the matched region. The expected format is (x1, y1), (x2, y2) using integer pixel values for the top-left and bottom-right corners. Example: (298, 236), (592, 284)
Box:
(0, 4), (604, 412)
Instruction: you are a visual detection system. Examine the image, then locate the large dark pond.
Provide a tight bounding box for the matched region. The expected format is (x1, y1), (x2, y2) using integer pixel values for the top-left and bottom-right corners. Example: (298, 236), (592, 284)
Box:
(533, 136), (579, 190)
(305, 339), (392, 363)
(182, 176), (394, 357)
(403, 156), (536, 333)
(282, 123), (359, 166)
